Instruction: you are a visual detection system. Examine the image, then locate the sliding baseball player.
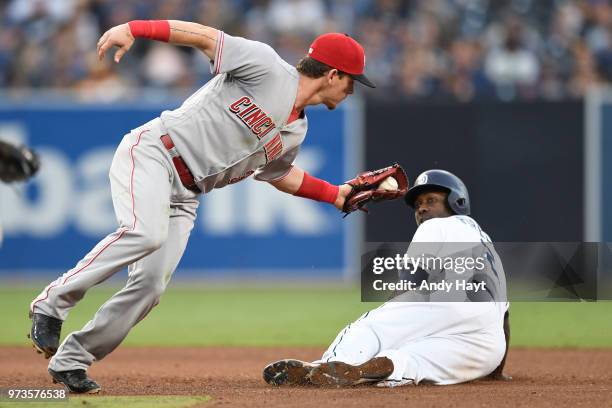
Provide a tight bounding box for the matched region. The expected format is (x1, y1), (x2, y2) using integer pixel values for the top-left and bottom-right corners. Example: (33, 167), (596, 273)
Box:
(264, 170), (510, 387)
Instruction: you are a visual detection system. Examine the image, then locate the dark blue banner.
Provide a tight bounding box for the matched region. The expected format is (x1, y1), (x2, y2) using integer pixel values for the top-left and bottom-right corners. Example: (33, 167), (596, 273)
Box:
(0, 102), (361, 278)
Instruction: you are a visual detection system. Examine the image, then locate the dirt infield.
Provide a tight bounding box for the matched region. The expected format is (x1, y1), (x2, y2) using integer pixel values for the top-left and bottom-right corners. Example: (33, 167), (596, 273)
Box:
(1, 346), (611, 407)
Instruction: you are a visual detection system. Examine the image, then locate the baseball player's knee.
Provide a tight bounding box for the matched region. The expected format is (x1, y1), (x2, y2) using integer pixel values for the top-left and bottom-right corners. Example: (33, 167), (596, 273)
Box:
(322, 323), (381, 365)
(146, 288), (165, 307)
(150, 280), (167, 299)
(131, 277), (167, 303)
(132, 228), (167, 252)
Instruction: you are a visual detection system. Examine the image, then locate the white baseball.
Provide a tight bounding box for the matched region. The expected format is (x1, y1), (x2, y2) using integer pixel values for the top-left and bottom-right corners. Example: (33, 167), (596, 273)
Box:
(377, 176), (399, 191)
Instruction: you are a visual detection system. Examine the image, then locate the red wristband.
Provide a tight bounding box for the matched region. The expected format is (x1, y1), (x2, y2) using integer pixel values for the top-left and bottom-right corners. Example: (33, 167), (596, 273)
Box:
(294, 172), (339, 204)
(128, 20), (170, 42)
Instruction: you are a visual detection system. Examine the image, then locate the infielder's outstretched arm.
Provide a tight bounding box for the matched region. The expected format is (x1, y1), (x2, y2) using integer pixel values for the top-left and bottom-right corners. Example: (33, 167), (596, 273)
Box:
(268, 166), (306, 194)
(97, 20), (218, 63)
(269, 166), (352, 211)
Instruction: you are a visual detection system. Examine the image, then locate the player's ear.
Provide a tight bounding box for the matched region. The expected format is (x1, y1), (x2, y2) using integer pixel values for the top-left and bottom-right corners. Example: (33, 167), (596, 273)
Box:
(327, 69), (338, 84)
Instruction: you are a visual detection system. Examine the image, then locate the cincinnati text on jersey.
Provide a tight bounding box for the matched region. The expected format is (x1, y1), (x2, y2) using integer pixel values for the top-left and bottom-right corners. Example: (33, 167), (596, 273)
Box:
(228, 96), (284, 162)
(228, 96), (277, 140)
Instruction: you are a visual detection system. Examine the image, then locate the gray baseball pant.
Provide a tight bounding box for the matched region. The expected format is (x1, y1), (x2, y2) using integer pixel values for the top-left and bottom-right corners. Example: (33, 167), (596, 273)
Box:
(30, 118), (199, 371)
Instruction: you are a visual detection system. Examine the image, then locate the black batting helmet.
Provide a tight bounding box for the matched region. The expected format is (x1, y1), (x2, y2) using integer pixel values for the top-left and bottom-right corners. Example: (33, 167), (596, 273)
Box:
(404, 169), (470, 215)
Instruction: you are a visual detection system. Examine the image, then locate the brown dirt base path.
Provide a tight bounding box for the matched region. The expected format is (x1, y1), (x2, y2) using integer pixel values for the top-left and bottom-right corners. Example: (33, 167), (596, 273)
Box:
(1, 347), (611, 408)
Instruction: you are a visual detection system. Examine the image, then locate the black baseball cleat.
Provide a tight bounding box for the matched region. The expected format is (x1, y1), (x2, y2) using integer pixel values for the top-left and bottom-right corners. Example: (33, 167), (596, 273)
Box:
(263, 359), (318, 386)
(308, 357), (394, 387)
(48, 369), (101, 394)
(28, 313), (63, 359)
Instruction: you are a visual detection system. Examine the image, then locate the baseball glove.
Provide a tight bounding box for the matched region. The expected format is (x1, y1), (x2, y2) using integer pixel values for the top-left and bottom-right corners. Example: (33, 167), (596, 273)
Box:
(0, 140), (40, 183)
(342, 163), (409, 214)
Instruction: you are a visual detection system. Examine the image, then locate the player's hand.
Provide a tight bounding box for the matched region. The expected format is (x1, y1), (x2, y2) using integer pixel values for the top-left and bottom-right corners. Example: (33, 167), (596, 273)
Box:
(97, 23), (135, 63)
(485, 372), (513, 381)
(334, 184), (353, 211)
(341, 163), (409, 214)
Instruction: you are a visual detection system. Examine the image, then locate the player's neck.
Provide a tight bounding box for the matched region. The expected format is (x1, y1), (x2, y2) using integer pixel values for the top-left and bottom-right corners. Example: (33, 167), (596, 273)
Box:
(295, 74), (326, 111)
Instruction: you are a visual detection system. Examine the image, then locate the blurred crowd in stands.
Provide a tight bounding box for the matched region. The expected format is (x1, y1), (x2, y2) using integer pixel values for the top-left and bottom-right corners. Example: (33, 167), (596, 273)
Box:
(2, 0), (612, 102)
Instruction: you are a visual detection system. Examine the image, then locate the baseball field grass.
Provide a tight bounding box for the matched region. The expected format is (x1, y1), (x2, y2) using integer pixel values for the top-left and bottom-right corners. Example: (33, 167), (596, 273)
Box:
(0, 396), (210, 408)
(1, 285), (611, 348)
(1, 285), (611, 408)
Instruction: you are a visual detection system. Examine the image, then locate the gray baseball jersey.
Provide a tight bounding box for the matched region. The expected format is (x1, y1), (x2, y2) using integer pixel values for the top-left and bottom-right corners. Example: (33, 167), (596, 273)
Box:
(31, 31), (310, 374)
(160, 30), (308, 193)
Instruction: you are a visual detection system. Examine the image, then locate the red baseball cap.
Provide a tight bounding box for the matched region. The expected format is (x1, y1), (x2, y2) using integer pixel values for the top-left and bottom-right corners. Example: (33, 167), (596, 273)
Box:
(308, 33), (376, 88)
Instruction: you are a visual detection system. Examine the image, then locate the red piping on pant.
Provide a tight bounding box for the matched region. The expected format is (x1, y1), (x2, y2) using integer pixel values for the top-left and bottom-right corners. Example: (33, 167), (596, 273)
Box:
(30, 129), (149, 314)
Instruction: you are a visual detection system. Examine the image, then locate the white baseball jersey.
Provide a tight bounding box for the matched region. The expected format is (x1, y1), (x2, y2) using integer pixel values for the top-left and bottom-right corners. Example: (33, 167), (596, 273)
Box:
(403, 215), (509, 309)
(160, 30), (308, 193)
(317, 215), (509, 386)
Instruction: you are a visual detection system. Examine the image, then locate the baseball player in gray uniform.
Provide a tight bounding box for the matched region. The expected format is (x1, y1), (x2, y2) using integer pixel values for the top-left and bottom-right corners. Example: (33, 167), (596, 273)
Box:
(28, 20), (375, 393)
